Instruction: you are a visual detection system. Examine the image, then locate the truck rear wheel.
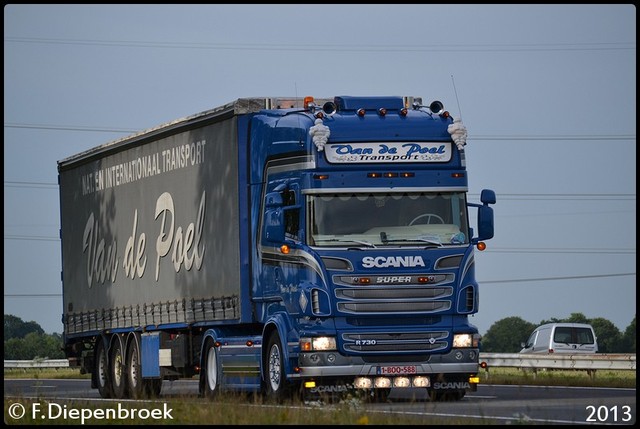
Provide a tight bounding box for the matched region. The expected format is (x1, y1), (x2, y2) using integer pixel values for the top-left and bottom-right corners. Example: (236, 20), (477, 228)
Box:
(110, 337), (127, 399)
(200, 338), (221, 398)
(264, 332), (293, 401)
(94, 339), (112, 398)
(126, 336), (144, 399)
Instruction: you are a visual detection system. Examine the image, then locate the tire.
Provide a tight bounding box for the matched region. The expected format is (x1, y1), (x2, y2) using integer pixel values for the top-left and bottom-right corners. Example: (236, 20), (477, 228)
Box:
(263, 332), (293, 401)
(200, 338), (221, 398)
(94, 339), (112, 398)
(110, 336), (127, 399)
(126, 336), (144, 399)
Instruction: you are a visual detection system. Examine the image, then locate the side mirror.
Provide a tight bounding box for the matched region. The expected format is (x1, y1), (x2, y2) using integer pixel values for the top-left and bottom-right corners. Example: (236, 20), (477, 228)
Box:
(477, 205), (494, 241)
(470, 189), (496, 243)
(480, 189), (496, 205)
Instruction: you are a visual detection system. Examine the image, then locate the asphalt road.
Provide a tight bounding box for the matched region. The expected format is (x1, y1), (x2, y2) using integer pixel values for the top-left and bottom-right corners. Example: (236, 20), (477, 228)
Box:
(4, 379), (636, 425)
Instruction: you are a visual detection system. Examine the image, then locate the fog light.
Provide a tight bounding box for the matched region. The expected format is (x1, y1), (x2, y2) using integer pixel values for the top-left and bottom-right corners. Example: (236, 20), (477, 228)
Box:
(412, 376), (430, 387)
(374, 377), (392, 388)
(327, 354), (336, 363)
(309, 354), (320, 363)
(455, 351), (463, 360)
(394, 377), (411, 388)
(354, 377), (372, 389)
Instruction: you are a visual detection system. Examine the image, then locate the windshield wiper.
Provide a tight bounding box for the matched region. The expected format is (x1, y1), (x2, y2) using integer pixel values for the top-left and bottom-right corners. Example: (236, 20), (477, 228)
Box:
(316, 238), (377, 248)
(380, 231), (442, 247)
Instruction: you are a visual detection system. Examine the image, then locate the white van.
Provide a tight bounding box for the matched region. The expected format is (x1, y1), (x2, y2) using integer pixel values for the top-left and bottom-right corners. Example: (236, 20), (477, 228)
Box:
(520, 322), (598, 354)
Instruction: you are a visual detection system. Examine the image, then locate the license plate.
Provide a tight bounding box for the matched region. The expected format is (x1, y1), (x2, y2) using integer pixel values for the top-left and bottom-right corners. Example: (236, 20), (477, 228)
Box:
(376, 365), (417, 375)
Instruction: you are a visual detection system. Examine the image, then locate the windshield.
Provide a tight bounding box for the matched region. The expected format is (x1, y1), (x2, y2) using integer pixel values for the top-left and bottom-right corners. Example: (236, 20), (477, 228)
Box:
(307, 192), (469, 247)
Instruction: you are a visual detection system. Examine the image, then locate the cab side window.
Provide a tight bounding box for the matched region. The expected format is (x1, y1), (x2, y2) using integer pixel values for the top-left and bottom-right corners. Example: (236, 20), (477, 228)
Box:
(282, 189), (300, 241)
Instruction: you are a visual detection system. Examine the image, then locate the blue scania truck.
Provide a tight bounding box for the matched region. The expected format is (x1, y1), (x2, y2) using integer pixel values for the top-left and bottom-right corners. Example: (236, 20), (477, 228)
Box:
(58, 95), (495, 401)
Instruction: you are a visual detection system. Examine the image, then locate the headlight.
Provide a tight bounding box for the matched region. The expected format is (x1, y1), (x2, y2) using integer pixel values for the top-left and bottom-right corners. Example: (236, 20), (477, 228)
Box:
(300, 336), (337, 351)
(452, 333), (481, 348)
(453, 333), (473, 348)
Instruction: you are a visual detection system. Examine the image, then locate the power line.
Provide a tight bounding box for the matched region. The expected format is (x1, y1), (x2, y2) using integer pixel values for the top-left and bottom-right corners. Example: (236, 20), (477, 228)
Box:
(4, 235), (59, 242)
(4, 181), (58, 189)
(4, 37), (636, 52)
(486, 247), (636, 255)
(481, 272), (635, 284)
(4, 122), (636, 142)
(471, 135), (635, 141)
(3, 123), (137, 133)
(4, 293), (62, 297)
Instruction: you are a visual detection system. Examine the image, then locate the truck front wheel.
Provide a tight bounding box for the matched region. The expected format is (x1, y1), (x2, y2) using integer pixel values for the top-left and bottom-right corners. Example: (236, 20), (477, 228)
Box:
(264, 332), (293, 401)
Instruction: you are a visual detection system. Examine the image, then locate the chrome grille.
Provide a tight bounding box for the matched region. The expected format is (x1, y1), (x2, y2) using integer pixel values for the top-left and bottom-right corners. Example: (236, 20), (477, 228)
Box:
(337, 287), (452, 300)
(338, 301), (450, 314)
(342, 331), (448, 354)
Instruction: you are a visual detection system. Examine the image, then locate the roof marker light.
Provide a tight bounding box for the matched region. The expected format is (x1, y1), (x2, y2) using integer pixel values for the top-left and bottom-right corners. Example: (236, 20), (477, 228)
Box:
(304, 96), (315, 109)
(357, 108), (366, 117)
(378, 108), (387, 116)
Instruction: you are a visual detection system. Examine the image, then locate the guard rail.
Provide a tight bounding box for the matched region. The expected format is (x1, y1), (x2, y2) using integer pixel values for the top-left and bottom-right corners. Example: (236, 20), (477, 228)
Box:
(4, 353), (637, 372)
(479, 353), (636, 379)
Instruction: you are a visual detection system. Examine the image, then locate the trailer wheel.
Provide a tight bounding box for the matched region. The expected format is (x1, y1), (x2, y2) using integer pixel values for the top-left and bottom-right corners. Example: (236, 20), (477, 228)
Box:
(264, 332), (292, 401)
(94, 339), (112, 398)
(110, 337), (127, 399)
(200, 338), (221, 398)
(126, 337), (144, 399)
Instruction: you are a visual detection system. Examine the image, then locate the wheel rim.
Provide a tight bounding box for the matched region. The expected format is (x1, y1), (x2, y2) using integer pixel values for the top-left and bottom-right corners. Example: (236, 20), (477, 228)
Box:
(268, 344), (281, 390)
(206, 346), (218, 390)
(113, 345), (123, 387)
(129, 346), (139, 389)
(98, 346), (108, 388)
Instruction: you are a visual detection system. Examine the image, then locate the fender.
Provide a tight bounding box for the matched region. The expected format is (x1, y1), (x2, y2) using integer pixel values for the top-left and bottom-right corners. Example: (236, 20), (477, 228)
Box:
(199, 327), (227, 366)
(261, 312), (295, 382)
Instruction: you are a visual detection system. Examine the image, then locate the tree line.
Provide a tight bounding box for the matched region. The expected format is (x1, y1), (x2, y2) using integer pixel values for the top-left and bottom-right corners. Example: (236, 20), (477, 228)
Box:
(480, 312), (636, 353)
(4, 315), (65, 360)
(3, 312), (636, 359)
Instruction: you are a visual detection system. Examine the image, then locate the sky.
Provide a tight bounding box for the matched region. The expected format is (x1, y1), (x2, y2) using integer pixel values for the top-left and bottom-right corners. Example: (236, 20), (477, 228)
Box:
(4, 4), (636, 336)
